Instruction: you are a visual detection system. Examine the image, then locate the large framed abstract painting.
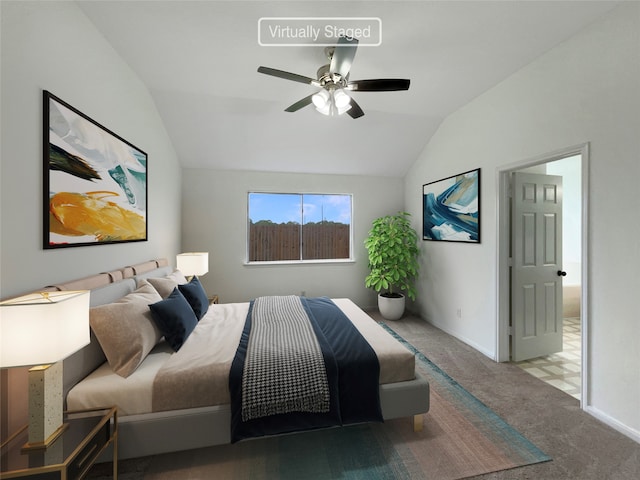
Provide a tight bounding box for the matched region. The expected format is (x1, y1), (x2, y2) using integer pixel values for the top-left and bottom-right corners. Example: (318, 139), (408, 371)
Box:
(422, 168), (480, 243)
(43, 91), (147, 248)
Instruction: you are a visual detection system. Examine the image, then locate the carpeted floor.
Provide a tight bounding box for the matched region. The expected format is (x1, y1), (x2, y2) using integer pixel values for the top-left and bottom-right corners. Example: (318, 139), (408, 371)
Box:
(379, 313), (640, 480)
(88, 312), (640, 479)
(379, 323), (550, 478)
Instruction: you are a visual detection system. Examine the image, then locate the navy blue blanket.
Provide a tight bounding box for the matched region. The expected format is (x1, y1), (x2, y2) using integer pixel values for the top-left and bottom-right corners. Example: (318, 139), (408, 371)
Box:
(229, 297), (382, 442)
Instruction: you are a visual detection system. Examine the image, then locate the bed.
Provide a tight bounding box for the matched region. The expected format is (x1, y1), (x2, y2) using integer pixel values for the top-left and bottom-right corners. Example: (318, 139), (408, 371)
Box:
(50, 259), (430, 459)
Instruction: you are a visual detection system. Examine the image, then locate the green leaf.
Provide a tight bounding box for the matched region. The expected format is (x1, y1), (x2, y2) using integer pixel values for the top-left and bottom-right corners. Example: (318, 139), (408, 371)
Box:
(364, 211), (420, 298)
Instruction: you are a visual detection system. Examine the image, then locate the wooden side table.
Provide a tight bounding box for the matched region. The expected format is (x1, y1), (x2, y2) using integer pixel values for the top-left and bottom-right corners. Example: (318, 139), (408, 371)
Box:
(0, 406), (118, 479)
(209, 295), (219, 305)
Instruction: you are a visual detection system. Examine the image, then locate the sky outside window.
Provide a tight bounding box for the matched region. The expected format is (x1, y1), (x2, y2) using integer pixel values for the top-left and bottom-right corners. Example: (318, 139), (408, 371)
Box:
(249, 193), (351, 224)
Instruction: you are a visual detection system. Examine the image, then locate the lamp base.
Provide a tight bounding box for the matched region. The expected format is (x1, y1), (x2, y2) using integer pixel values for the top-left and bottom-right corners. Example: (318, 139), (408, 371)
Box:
(26, 362), (65, 449)
(21, 423), (68, 451)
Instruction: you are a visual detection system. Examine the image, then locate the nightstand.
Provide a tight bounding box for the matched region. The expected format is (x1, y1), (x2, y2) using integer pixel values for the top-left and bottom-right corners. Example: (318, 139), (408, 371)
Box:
(209, 295), (219, 305)
(0, 406), (117, 479)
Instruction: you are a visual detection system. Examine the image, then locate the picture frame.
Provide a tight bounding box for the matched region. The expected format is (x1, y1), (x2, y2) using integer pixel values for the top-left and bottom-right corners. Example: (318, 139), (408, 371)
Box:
(422, 168), (480, 243)
(43, 91), (147, 248)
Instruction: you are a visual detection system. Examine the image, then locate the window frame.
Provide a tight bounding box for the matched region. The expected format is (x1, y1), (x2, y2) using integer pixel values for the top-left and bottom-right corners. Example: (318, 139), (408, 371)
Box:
(245, 191), (354, 265)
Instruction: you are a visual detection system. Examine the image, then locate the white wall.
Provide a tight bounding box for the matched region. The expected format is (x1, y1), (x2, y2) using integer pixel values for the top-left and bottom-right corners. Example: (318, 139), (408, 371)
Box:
(405, 4), (639, 438)
(181, 168), (404, 308)
(0, 1), (182, 298)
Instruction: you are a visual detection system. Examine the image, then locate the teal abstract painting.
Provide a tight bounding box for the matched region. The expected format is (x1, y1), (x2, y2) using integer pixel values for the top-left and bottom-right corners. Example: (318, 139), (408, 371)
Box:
(423, 168), (480, 242)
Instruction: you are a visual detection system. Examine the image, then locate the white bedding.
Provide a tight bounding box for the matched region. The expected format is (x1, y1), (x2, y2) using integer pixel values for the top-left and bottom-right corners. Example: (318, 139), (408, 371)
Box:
(67, 298), (415, 416)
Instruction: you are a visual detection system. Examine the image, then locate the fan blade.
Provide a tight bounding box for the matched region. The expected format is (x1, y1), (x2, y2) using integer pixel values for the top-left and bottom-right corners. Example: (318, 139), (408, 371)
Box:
(348, 79), (410, 91)
(285, 94), (314, 112)
(330, 36), (358, 78)
(347, 98), (364, 119)
(258, 66), (316, 85)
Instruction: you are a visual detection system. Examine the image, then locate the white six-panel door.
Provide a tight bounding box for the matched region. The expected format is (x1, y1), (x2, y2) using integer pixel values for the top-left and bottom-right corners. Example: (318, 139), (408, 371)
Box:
(511, 172), (564, 361)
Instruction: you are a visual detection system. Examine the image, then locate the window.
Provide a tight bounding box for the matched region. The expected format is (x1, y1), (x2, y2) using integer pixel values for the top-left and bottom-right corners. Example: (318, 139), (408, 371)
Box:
(248, 193), (352, 262)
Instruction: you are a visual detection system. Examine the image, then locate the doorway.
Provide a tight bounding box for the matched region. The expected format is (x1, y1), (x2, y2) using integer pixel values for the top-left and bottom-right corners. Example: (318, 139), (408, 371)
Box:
(496, 143), (589, 405)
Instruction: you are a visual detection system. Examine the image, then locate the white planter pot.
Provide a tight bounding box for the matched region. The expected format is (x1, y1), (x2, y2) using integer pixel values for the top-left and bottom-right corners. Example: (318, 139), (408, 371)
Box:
(378, 293), (405, 321)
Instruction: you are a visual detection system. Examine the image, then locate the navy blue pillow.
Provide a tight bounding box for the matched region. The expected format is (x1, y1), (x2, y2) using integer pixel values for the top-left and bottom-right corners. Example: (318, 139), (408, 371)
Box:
(149, 288), (198, 351)
(178, 276), (209, 320)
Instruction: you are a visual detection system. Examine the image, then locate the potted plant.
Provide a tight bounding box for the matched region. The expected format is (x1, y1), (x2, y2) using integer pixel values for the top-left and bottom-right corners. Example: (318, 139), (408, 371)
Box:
(364, 211), (419, 320)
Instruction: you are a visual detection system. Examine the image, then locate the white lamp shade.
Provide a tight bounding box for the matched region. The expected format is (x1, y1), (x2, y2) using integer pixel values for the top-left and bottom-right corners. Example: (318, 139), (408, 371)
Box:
(336, 103), (352, 115)
(333, 89), (351, 108)
(315, 103), (331, 116)
(177, 252), (209, 277)
(0, 290), (90, 368)
(312, 89), (330, 108)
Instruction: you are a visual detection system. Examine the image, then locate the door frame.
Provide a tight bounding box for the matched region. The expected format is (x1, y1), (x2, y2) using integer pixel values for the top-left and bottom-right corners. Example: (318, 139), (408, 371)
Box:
(496, 142), (590, 406)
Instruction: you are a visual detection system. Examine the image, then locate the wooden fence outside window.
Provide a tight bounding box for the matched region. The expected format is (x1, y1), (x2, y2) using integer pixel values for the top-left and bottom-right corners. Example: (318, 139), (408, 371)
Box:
(248, 223), (350, 261)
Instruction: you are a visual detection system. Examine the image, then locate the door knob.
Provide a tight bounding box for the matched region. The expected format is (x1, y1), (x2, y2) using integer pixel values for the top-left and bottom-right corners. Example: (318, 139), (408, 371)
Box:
(557, 270), (567, 277)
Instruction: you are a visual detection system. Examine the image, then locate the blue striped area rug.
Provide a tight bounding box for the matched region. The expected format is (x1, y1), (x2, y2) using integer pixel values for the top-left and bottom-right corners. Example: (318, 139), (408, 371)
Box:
(130, 324), (551, 480)
(376, 323), (551, 479)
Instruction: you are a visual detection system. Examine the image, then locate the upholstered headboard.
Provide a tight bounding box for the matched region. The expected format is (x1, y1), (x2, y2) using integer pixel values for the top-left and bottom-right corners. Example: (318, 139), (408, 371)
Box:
(59, 259), (172, 404)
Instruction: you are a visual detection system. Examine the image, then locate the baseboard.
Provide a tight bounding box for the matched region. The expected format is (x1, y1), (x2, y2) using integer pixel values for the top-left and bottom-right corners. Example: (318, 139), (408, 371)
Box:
(584, 405), (640, 444)
(387, 307), (495, 360)
(424, 317), (496, 360)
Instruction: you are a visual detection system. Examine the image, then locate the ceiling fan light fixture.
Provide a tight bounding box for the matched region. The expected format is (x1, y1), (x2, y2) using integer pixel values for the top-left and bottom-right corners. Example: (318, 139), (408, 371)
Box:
(333, 89), (351, 108)
(312, 89), (330, 108)
(315, 99), (352, 116)
(314, 88), (352, 116)
(337, 103), (352, 115)
(316, 103), (331, 116)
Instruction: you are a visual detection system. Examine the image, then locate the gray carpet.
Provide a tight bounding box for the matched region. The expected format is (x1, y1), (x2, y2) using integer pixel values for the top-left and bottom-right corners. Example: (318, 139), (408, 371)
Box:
(378, 312), (640, 479)
(89, 311), (640, 479)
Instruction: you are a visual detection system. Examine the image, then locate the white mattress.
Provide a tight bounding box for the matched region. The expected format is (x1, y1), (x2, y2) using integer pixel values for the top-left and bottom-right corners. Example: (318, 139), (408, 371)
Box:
(67, 298), (415, 416)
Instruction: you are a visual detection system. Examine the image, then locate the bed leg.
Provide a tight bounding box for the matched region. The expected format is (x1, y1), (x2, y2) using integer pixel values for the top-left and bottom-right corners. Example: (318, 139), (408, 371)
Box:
(413, 414), (423, 432)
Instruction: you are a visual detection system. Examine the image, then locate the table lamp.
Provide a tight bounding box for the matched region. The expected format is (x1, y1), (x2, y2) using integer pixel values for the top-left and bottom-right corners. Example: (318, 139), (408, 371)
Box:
(0, 290), (90, 450)
(176, 252), (209, 279)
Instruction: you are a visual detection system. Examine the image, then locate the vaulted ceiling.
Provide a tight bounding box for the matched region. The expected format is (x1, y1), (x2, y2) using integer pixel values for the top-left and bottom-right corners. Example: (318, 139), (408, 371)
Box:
(78, 1), (620, 177)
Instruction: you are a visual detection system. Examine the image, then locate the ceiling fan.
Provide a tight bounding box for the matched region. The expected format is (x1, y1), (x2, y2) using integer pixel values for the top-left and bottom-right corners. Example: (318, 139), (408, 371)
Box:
(258, 36), (410, 119)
